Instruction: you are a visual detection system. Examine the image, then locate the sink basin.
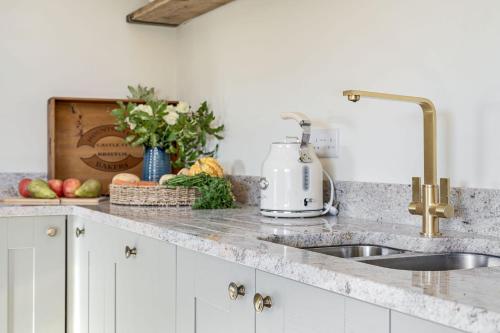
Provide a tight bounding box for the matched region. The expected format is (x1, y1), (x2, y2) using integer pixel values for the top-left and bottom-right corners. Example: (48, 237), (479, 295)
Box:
(304, 245), (405, 258)
(360, 253), (500, 271)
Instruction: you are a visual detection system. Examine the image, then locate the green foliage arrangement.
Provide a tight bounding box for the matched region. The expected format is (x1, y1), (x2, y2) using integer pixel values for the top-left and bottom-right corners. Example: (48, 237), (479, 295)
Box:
(112, 85), (224, 169)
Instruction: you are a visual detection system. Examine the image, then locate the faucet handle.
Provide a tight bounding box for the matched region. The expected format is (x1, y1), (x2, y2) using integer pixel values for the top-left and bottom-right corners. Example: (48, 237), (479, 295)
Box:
(433, 178), (454, 218)
(408, 177), (423, 215)
(411, 177), (421, 203)
(439, 178), (450, 205)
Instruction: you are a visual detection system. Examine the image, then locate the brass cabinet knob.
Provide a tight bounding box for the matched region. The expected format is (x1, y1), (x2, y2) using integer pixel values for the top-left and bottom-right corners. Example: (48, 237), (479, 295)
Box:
(253, 293), (272, 312)
(75, 227), (85, 238)
(46, 227), (58, 237)
(228, 282), (245, 300)
(125, 246), (137, 258)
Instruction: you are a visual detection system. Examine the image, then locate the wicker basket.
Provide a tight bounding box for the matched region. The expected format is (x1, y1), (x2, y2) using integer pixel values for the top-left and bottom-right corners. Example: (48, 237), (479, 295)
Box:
(109, 184), (200, 206)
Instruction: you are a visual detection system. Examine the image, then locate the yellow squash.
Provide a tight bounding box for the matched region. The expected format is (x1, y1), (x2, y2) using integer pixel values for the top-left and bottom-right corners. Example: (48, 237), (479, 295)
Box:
(189, 157), (224, 177)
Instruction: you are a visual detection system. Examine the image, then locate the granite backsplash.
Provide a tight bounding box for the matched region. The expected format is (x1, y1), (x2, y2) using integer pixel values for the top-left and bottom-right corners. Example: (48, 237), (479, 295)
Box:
(3, 173), (500, 236)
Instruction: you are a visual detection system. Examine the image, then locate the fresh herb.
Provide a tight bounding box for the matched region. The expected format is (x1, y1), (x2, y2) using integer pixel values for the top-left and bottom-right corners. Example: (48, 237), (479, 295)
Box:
(164, 173), (235, 209)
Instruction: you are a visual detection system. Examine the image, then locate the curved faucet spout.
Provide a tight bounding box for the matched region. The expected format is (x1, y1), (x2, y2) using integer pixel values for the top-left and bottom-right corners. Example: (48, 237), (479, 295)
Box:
(342, 90), (437, 185)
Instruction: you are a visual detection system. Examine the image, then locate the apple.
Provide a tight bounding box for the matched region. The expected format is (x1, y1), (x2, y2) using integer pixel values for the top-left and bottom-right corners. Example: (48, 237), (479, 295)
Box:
(18, 178), (32, 198)
(63, 178), (81, 198)
(48, 179), (64, 197)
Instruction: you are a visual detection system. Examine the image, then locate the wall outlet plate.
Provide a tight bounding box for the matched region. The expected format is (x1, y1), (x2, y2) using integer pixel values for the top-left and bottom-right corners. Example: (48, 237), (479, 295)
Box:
(311, 128), (339, 158)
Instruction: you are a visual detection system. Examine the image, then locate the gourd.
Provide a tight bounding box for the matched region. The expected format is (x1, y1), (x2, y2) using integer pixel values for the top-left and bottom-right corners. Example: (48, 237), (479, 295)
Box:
(189, 157), (224, 178)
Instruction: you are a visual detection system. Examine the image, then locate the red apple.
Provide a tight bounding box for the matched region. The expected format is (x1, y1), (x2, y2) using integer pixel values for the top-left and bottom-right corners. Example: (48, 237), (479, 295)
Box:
(48, 179), (64, 197)
(18, 178), (32, 198)
(63, 178), (81, 198)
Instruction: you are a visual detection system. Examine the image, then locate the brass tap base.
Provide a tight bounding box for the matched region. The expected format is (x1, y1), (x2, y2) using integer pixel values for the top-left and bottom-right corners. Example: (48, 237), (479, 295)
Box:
(421, 184), (440, 237)
(409, 178), (454, 238)
(420, 231), (442, 238)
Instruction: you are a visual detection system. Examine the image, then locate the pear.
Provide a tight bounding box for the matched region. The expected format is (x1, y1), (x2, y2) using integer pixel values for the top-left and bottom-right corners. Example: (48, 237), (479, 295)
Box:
(75, 179), (102, 198)
(27, 179), (57, 199)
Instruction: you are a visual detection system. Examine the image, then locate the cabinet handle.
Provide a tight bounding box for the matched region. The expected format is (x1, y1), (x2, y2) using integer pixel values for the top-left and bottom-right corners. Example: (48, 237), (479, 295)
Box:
(228, 282), (246, 300)
(75, 227), (85, 238)
(125, 246), (137, 258)
(253, 293), (272, 312)
(46, 227), (58, 237)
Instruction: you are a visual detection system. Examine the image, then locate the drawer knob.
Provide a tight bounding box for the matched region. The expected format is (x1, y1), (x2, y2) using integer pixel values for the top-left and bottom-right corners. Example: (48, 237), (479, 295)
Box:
(125, 246), (137, 258)
(254, 293), (272, 312)
(228, 282), (246, 300)
(46, 227), (58, 237)
(75, 227), (85, 238)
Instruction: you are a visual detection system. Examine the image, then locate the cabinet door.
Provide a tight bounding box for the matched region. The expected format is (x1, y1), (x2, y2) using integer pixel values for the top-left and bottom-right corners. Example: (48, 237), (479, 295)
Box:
(115, 232), (176, 333)
(177, 248), (255, 333)
(0, 216), (66, 333)
(255, 270), (344, 333)
(391, 311), (464, 333)
(67, 216), (89, 333)
(67, 216), (118, 333)
(345, 298), (389, 333)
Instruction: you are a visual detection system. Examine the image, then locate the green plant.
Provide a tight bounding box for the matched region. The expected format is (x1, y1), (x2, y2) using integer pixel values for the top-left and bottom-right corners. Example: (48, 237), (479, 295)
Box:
(166, 101), (224, 169)
(163, 173), (235, 209)
(112, 85), (224, 169)
(127, 84), (156, 100)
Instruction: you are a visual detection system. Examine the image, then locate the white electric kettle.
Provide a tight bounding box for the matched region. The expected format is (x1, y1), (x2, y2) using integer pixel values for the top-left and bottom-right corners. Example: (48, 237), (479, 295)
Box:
(260, 112), (334, 218)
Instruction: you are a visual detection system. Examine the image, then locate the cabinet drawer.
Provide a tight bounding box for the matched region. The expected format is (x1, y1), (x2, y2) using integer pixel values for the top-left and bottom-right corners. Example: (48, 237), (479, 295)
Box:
(391, 311), (464, 333)
(177, 248), (255, 333)
(345, 298), (389, 333)
(255, 270), (345, 333)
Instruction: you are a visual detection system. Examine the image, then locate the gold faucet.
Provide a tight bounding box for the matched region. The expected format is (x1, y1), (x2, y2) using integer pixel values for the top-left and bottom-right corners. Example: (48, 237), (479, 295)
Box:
(343, 90), (454, 237)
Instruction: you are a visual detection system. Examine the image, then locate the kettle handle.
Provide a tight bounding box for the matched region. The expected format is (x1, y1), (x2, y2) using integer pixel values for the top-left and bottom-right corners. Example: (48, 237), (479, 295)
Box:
(321, 170), (335, 216)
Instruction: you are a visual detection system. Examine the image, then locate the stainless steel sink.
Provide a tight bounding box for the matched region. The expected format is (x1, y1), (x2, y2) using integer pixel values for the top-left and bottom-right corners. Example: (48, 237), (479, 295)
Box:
(360, 253), (500, 271)
(304, 245), (405, 258)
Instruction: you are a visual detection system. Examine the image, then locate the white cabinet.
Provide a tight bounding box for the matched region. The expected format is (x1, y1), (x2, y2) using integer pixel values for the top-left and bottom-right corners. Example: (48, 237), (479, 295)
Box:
(68, 215), (116, 333)
(68, 216), (176, 333)
(391, 311), (464, 333)
(0, 216), (66, 333)
(255, 270), (345, 333)
(115, 229), (176, 333)
(177, 248), (393, 333)
(177, 247), (255, 333)
(345, 298), (390, 333)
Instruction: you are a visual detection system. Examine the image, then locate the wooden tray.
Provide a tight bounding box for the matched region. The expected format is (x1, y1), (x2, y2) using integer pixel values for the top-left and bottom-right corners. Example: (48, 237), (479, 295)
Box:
(1, 197), (109, 206)
(48, 97), (176, 194)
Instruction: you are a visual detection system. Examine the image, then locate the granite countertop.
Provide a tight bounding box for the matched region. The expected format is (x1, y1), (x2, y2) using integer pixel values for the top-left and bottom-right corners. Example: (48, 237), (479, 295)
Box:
(2, 203), (500, 332)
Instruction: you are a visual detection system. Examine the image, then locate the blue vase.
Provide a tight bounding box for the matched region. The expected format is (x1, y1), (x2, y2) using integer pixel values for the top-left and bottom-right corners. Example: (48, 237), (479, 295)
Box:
(142, 147), (171, 182)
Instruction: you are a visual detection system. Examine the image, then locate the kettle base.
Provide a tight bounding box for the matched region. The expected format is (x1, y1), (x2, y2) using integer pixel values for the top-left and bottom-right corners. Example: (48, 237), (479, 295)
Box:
(260, 209), (324, 218)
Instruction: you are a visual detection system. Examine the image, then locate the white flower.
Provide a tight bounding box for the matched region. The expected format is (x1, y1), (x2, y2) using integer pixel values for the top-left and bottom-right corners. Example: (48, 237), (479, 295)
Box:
(125, 117), (136, 130)
(166, 104), (177, 114)
(176, 101), (190, 114)
(133, 104), (153, 116)
(164, 111), (179, 125)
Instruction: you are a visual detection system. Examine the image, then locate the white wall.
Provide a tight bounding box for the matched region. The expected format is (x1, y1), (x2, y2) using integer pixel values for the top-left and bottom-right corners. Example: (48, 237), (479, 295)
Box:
(0, 0), (177, 172)
(176, 0), (500, 189)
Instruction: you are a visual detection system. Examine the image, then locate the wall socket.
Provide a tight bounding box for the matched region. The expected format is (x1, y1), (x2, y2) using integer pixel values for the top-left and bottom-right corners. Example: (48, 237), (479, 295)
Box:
(310, 128), (339, 158)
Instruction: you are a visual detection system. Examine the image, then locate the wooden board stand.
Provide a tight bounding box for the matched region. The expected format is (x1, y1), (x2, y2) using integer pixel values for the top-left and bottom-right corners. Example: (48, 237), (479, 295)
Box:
(47, 97), (146, 194)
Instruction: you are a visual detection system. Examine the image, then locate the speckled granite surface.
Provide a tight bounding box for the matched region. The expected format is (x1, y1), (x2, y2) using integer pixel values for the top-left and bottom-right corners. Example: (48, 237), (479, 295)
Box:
(1, 203), (500, 332)
(229, 175), (500, 237)
(3, 173), (500, 235)
(0, 173), (46, 198)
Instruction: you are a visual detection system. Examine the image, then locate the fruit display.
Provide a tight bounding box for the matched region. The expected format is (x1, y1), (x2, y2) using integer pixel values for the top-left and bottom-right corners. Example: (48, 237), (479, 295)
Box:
(188, 157), (224, 178)
(28, 179), (57, 199)
(74, 179), (102, 198)
(63, 178), (81, 198)
(18, 178), (102, 199)
(18, 178), (32, 198)
(48, 179), (63, 197)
